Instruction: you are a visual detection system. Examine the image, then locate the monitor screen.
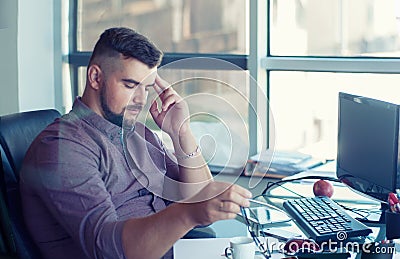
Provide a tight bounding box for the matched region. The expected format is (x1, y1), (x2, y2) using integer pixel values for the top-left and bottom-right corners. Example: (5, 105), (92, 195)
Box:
(337, 92), (400, 202)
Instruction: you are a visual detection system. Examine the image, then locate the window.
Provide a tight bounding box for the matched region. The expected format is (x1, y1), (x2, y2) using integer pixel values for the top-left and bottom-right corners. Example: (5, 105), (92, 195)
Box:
(270, 0), (400, 57)
(65, 0), (260, 167)
(270, 71), (400, 159)
(68, 0), (249, 98)
(66, 1), (400, 163)
(266, 0), (400, 160)
(77, 0), (248, 54)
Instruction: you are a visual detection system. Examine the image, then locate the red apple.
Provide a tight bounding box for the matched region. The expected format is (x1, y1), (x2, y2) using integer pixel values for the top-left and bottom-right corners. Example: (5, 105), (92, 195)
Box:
(313, 179), (334, 198)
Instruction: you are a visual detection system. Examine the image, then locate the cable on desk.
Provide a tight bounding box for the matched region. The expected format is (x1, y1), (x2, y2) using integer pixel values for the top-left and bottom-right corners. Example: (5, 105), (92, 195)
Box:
(259, 175), (381, 221)
(338, 204), (382, 221)
(261, 175), (340, 196)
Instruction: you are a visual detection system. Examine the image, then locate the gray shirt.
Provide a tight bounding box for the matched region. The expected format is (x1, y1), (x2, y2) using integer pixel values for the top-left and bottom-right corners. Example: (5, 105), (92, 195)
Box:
(20, 98), (179, 259)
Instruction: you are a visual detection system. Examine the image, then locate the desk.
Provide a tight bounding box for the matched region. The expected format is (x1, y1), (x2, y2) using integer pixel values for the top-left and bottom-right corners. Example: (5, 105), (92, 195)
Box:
(248, 169), (400, 258)
(174, 238), (232, 259)
(176, 168), (400, 258)
(174, 237), (400, 259)
(174, 237), (288, 259)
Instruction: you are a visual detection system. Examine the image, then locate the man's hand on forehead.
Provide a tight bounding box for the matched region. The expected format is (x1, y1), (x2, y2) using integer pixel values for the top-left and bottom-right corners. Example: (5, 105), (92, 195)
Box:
(153, 74), (171, 94)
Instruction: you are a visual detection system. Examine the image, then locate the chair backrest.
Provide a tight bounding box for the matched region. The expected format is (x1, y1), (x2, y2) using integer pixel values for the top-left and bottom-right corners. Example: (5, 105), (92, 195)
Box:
(0, 147), (17, 257)
(0, 109), (61, 259)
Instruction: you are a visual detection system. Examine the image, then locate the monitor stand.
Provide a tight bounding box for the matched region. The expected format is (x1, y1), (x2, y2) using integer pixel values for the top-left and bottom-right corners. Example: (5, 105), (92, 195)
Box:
(356, 202), (389, 224)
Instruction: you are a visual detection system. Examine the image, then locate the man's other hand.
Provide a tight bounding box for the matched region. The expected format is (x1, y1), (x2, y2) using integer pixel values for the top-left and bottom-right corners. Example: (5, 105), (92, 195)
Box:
(181, 181), (252, 227)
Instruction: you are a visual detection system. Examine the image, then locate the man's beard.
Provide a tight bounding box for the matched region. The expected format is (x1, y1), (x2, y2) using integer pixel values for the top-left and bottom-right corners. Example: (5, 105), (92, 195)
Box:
(100, 84), (143, 128)
(100, 85), (124, 127)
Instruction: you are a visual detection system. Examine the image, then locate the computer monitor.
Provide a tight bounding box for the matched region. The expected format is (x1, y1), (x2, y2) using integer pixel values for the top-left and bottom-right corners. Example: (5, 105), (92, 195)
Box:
(337, 92), (400, 207)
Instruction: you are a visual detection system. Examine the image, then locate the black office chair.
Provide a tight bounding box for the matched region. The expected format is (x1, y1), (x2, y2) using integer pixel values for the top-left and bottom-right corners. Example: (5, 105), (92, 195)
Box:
(0, 109), (61, 259)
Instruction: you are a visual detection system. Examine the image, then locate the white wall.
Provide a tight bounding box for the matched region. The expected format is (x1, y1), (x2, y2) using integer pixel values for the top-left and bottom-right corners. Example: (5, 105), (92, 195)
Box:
(0, 0), (62, 116)
(0, 0), (19, 115)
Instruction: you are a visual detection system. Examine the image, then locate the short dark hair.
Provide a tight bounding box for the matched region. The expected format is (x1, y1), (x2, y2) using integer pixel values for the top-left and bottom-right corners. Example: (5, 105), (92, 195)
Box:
(89, 27), (163, 68)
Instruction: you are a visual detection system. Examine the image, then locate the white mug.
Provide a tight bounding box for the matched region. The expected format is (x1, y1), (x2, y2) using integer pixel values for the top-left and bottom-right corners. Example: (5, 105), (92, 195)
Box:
(224, 236), (255, 259)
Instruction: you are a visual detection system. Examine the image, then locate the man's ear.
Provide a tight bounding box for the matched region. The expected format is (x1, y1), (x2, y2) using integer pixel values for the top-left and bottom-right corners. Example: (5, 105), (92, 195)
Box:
(87, 65), (102, 90)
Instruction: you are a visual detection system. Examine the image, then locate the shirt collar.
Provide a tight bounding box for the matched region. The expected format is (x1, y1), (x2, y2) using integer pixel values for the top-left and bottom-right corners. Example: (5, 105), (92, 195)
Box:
(71, 97), (122, 140)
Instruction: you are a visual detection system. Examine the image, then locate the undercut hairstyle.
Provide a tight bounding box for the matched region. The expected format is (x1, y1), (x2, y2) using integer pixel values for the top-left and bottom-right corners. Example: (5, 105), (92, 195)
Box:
(89, 27), (163, 68)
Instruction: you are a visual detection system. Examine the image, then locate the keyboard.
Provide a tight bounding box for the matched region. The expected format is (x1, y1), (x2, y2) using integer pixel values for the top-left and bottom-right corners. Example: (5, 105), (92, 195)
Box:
(283, 196), (372, 243)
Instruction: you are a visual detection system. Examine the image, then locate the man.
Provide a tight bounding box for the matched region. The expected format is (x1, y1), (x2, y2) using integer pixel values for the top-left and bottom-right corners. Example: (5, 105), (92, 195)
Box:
(20, 27), (251, 259)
